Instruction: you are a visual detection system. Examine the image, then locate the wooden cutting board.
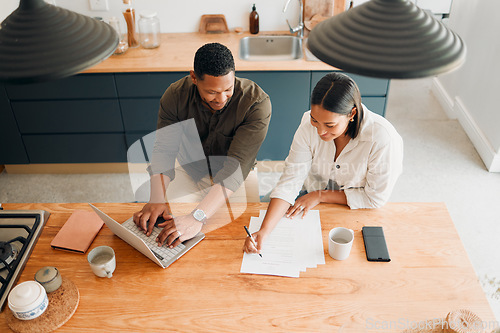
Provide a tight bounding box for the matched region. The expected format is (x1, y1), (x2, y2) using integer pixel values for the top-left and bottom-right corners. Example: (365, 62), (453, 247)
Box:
(199, 14), (229, 34)
(304, 0), (346, 34)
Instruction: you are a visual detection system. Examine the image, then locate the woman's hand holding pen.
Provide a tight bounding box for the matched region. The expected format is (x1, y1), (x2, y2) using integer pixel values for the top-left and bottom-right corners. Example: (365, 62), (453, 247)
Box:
(243, 198), (292, 255)
(243, 230), (267, 255)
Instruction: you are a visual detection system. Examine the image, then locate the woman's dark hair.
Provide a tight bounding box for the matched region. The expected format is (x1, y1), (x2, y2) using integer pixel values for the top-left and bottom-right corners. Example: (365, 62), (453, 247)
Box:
(193, 43), (235, 80)
(311, 72), (364, 139)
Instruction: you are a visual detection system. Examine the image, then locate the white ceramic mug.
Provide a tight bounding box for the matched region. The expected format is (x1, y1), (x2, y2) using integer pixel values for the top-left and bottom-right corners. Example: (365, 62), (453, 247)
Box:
(328, 227), (354, 261)
(87, 246), (116, 278)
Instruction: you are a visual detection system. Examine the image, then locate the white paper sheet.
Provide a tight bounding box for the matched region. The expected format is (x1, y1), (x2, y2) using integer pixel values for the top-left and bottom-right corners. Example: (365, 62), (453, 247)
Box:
(240, 210), (325, 278)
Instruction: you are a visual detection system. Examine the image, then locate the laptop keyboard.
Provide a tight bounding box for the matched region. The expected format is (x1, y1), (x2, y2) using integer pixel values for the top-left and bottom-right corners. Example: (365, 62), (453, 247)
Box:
(122, 219), (186, 263)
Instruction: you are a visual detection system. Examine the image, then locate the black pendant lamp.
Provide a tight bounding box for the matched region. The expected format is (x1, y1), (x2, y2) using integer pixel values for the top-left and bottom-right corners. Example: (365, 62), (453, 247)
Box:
(0, 0), (119, 84)
(307, 0), (466, 79)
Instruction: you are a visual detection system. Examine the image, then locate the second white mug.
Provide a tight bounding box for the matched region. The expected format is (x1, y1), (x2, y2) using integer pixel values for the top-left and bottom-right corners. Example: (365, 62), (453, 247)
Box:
(87, 246), (116, 278)
(328, 227), (354, 261)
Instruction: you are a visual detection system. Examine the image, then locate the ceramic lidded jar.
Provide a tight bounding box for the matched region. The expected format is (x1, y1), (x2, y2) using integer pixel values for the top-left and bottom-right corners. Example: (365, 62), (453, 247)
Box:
(35, 266), (62, 293)
(8, 281), (49, 320)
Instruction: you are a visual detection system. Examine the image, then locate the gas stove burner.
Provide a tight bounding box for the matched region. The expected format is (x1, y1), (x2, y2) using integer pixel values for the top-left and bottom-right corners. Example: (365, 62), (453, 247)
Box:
(0, 242), (15, 270)
(0, 209), (50, 312)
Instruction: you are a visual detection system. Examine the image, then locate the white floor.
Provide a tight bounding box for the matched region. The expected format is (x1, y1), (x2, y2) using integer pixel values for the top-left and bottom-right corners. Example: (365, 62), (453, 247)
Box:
(1, 78), (499, 321)
(386, 79), (500, 322)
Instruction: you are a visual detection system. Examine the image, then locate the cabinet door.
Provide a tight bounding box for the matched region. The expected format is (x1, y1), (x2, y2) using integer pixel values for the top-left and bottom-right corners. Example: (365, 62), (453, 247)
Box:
(13, 100), (123, 134)
(117, 73), (187, 137)
(121, 98), (160, 132)
(23, 134), (127, 163)
(0, 85), (29, 164)
(361, 97), (387, 116)
(236, 71), (311, 160)
(5, 74), (117, 100)
(115, 73), (187, 98)
(310, 71), (389, 116)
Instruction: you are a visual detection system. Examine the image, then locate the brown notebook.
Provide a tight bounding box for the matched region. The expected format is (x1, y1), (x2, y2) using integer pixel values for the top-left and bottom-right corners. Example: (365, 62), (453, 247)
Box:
(51, 210), (104, 254)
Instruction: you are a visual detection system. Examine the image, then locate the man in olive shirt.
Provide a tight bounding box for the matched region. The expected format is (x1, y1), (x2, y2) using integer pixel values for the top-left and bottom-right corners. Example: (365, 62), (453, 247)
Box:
(133, 43), (271, 248)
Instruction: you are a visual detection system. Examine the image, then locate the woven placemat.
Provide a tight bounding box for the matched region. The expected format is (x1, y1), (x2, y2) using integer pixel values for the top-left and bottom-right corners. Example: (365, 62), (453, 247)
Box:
(6, 278), (79, 333)
(401, 310), (486, 333)
(445, 309), (484, 333)
(401, 317), (446, 333)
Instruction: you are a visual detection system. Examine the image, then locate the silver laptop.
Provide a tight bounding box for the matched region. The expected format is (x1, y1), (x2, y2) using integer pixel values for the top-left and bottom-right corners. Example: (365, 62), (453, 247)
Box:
(89, 204), (204, 268)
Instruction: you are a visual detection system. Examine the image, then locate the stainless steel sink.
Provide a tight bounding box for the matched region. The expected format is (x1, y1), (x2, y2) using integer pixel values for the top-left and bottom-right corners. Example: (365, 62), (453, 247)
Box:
(239, 36), (303, 61)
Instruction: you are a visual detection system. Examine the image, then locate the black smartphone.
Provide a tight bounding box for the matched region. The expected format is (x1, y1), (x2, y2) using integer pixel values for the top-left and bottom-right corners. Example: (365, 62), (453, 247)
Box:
(362, 226), (391, 262)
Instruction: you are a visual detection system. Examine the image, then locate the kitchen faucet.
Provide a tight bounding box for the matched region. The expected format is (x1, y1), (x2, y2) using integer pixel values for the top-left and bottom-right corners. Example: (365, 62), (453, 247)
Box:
(283, 0), (304, 38)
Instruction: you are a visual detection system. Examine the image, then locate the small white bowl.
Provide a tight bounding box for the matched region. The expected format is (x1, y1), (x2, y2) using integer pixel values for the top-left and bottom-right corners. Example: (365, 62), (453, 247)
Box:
(8, 281), (49, 320)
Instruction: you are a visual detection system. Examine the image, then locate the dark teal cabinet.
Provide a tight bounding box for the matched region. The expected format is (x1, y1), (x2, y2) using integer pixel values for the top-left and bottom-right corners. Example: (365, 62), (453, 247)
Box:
(118, 71), (312, 160)
(115, 73), (186, 98)
(0, 71), (390, 164)
(12, 100), (123, 134)
(23, 134), (127, 163)
(3, 74), (127, 163)
(237, 71), (310, 160)
(120, 98), (160, 132)
(5, 74), (117, 100)
(115, 72), (188, 150)
(0, 85), (29, 164)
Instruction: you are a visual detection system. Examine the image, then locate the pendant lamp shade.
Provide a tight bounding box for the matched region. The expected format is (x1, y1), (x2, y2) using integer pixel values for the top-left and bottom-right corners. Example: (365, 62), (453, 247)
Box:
(0, 0), (119, 84)
(307, 0), (466, 79)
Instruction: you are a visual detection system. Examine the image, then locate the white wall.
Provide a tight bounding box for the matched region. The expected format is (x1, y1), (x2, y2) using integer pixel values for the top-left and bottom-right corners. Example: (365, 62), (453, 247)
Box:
(350, 0), (453, 15)
(0, 0), (301, 33)
(432, 0), (500, 171)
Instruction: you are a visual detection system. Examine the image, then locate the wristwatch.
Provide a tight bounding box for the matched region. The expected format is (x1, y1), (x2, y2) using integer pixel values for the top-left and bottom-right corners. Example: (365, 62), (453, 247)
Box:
(191, 209), (207, 224)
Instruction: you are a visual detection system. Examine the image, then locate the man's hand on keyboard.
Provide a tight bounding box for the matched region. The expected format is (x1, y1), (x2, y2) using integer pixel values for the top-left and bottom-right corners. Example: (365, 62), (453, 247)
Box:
(133, 203), (174, 237)
(156, 214), (203, 248)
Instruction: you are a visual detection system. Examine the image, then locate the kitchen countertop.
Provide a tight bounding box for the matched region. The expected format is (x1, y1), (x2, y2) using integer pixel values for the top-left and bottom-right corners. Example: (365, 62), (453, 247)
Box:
(0, 202), (495, 332)
(84, 32), (336, 73)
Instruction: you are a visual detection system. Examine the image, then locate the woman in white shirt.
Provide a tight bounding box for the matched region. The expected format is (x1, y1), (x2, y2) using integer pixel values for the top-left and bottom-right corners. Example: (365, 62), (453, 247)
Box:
(243, 72), (403, 254)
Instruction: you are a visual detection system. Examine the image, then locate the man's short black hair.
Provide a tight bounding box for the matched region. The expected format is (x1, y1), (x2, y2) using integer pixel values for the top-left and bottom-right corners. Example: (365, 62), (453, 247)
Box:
(193, 43), (235, 80)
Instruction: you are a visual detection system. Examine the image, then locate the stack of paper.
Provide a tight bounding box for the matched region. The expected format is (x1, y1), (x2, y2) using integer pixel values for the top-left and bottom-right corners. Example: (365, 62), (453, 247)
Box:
(240, 210), (325, 278)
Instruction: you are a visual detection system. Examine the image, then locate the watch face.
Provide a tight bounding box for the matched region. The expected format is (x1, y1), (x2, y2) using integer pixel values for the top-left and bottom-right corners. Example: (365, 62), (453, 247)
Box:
(193, 209), (206, 221)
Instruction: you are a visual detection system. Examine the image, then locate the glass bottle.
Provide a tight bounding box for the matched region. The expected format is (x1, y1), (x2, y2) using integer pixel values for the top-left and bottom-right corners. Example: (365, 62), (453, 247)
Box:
(138, 10), (161, 49)
(249, 4), (259, 34)
(122, 0), (139, 48)
(108, 17), (128, 55)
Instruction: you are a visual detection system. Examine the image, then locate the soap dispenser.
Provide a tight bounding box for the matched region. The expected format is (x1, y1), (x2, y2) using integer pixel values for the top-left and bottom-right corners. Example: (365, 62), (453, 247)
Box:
(249, 4), (259, 34)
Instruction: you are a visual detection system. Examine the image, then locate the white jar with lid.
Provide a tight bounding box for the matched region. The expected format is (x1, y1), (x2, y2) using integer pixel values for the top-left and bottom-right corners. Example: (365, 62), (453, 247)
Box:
(138, 10), (160, 49)
(8, 281), (49, 320)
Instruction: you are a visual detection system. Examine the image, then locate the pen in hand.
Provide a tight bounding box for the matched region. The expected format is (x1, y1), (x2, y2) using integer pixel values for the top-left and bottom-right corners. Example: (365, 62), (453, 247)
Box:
(244, 226), (262, 258)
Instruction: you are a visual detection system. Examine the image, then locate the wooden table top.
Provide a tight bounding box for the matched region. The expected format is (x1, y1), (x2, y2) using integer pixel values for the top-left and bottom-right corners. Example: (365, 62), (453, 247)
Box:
(0, 202), (495, 332)
(83, 32), (336, 73)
